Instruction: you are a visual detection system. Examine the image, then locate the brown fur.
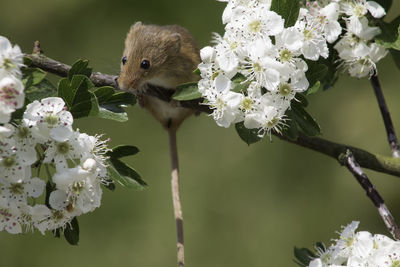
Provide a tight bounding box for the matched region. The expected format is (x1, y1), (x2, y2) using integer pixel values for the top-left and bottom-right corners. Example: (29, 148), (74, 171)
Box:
(118, 22), (201, 130)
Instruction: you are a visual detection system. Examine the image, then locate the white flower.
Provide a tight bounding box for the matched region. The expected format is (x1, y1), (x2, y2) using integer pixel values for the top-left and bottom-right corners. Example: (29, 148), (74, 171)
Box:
(0, 138), (36, 184)
(0, 177), (45, 204)
(35, 209), (74, 233)
(0, 198), (22, 234)
(43, 131), (84, 170)
(51, 160), (103, 214)
(23, 97), (73, 143)
(296, 20), (329, 60)
(0, 36), (24, 78)
(226, 6), (284, 40)
(0, 75), (25, 123)
(314, 2), (342, 43)
(341, 0), (385, 20)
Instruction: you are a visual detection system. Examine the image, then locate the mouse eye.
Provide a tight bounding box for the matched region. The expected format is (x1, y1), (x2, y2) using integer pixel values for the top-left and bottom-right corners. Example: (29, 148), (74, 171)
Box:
(122, 56), (127, 65)
(140, 60), (150, 70)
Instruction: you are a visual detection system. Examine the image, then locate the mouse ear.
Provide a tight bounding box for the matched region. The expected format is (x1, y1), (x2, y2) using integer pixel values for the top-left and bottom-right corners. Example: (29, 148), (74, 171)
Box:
(131, 21), (142, 30)
(164, 33), (181, 54)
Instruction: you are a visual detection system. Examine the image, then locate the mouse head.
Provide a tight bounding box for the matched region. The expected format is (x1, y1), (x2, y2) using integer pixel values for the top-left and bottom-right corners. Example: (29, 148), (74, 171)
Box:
(118, 22), (182, 91)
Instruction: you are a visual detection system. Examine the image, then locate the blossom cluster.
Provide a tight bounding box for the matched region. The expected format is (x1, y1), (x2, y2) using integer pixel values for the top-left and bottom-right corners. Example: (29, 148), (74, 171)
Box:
(0, 36), (110, 234)
(309, 221), (400, 267)
(198, 0), (388, 135)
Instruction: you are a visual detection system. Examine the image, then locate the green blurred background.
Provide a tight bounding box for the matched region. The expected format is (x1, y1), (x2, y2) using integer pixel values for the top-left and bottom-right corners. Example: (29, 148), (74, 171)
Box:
(1, 1), (400, 266)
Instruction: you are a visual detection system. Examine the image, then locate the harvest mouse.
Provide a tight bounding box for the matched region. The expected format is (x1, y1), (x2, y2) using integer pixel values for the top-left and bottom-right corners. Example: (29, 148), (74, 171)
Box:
(117, 22), (201, 267)
(117, 21), (200, 130)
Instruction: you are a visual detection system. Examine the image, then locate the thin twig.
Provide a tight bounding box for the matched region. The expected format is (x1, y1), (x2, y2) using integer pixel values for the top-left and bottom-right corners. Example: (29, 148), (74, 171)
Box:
(370, 73), (400, 158)
(339, 150), (400, 240)
(25, 53), (400, 177)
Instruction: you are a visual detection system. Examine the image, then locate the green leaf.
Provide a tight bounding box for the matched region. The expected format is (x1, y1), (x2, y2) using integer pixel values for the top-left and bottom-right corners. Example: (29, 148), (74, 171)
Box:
(68, 59), (92, 80)
(64, 217), (79, 246)
(376, 16), (400, 50)
(282, 110), (299, 141)
(22, 67), (47, 89)
(23, 56), (33, 66)
(107, 159), (147, 190)
(293, 247), (315, 266)
(235, 122), (262, 145)
(108, 145), (140, 159)
(93, 86), (115, 103)
(306, 81), (321, 95)
(70, 75), (95, 105)
(105, 91), (136, 106)
(193, 68), (201, 75)
(58, 75), (99, 118)
(58, 78), (74, 108)
(96, 106), (128, 122)
(305, 61), (328, 89)
(69, 90), (99, 119)
(92, 87), (135, 122)
(25, 79), (57, 102)
(270, 0), (300, 28)
(172, 82), (201, 100)
(295, 93), (308, 107)
(291, 103), (321, 136)
(231, 73), (250, 93)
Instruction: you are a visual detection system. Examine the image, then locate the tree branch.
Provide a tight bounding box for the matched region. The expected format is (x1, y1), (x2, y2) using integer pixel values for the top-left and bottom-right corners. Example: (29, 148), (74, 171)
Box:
(339, 150), (400, 240)
(370, 73), (400, 158)
(25, 53), (400, 178)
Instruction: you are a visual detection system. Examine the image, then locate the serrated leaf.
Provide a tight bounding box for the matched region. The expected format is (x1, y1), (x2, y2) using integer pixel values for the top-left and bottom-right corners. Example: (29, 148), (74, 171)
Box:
(295, 93), (308, 107)
(270, 0), (300, 28)
(22, 67), (47, 88)
(106, 91), (136, 106)
(70, 75), (95, 105)
(107, 159), (146, 190)
(68, 59), (92, 80)
(108, 145), (139, 159)
(92, 88), (136, 122)
(306, 62), (328, 88)
(25, 79), (57, 102)
(64, 217), (79, 246)
(93, 86), (115, 103)
(235, 122), (262, 145)
(172, 82), (201, 100)
(232, 74), (250, 93)
(292, 103), (320, 136)
(58, 78), (75, 108)
(70, 91), (99, 119)
(293, 247), (315, 266)
(96, 106), (128, 122)
(376, 16), (400, 50)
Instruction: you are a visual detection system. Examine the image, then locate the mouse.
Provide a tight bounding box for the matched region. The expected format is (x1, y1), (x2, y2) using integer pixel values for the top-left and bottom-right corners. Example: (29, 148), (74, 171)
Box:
(117, 22), (201, 267)
(118, 21), (200, 131)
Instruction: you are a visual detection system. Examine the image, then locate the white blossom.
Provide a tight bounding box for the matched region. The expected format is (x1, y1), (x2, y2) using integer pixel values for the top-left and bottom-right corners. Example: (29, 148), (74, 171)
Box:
(0, 36), (24, 78)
